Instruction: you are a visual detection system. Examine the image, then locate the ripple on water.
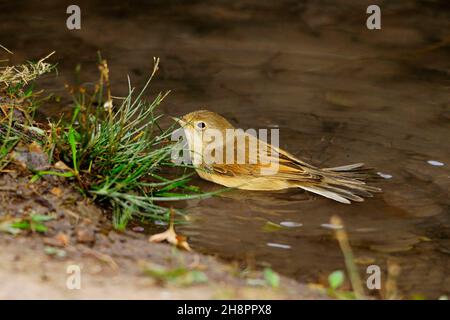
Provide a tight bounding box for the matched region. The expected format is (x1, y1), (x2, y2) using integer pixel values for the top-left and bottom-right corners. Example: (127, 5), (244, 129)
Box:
(383, 189), (443, 217)
(267, 242), (291, 249)
(280, 221), (303, 228)
(427, 160), (444, 167)
(377, 172), (393, 179)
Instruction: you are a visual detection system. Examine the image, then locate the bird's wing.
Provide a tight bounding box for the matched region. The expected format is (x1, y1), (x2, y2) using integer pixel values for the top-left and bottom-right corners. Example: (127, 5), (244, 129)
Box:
(204, 132), (321, 182)
(199, 130), (380, 203)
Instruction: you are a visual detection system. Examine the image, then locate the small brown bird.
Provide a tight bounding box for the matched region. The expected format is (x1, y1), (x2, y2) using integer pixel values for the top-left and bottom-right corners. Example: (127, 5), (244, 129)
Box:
(174, 110), (381, 204)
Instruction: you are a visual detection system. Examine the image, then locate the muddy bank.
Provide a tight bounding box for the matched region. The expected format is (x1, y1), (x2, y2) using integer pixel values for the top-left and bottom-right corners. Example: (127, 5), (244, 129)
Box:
(0, 166), (325, 299)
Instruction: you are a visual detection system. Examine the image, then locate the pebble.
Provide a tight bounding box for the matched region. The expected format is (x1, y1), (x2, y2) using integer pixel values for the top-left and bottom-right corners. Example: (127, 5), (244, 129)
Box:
(76, 229), (96, 243)
(132, 226), (145, 233)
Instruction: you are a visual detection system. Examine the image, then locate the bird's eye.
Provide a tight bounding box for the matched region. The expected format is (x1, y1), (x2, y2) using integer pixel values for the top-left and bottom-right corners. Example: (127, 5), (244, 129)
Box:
(196, 121), (206, 129)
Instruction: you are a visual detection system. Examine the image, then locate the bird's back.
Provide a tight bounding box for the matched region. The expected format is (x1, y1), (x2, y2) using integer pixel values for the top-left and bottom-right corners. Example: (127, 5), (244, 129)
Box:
(197, 131), (381, 203)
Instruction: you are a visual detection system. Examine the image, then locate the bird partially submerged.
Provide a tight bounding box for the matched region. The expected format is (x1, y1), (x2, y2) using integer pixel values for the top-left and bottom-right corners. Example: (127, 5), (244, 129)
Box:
(174, 110), (381, 204)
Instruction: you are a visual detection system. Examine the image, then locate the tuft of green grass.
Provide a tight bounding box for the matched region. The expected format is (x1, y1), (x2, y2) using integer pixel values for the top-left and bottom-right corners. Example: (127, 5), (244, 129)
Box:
(0, 108), (20, 169)
(328, 270), (345, 290)
(47, 57), (212, 229)
(0, 51), (54, 169)
(325, 269), (357, 300)
(0, 50), (215, 231)
(11, 213), (53, 233)
(0, 213), (54, 234)
(263, 267), (280, 288)
(142, 262), (208, 286)
(245, 267), (281, 288)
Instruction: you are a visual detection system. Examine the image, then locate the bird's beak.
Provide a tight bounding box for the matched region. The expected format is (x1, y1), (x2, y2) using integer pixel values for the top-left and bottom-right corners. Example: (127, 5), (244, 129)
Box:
(171, 116), (186, 127)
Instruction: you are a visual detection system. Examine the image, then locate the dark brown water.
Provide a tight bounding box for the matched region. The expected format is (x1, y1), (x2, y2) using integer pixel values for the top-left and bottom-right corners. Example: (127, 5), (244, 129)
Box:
(1, 0), (449, 298)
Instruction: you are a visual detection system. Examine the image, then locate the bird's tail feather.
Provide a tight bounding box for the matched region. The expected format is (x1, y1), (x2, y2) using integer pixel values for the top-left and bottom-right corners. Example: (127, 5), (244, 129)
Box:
(298, 163), (381, 204)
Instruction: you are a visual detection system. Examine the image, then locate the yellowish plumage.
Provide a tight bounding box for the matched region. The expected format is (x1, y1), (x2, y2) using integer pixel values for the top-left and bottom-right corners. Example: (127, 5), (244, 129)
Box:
(176, 110), (381, 204)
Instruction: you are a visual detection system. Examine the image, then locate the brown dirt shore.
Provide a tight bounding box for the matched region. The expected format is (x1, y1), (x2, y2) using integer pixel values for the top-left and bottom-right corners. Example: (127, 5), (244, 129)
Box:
(0, 165), (325, 299)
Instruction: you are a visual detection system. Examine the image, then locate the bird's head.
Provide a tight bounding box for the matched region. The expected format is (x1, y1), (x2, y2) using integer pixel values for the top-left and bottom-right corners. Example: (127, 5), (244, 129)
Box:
(172, 110), (235, 154)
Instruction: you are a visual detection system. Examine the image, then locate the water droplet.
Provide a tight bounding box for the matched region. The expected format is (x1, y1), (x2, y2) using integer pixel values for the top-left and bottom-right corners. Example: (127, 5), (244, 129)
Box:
(427, 160), (444, 167)
(377, 172), (393, 179)
(321, 223), (343, 230)
(267, 242), (291, 249)
(280, 221), (303, 228)
(154, 220), (168, 226)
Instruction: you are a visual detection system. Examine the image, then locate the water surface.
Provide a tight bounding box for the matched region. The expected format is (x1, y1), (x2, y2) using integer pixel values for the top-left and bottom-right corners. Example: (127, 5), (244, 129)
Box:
(1, 0), (449, 298)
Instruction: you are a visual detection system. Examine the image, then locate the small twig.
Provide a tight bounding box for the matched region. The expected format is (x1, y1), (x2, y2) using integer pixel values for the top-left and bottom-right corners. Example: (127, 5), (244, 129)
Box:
(0, 44), (13, 54)
(385, 259), (401, 300)
(331, 215), (366, 299)
(80, 246), (119, 271)
(0, 186), (17, 191)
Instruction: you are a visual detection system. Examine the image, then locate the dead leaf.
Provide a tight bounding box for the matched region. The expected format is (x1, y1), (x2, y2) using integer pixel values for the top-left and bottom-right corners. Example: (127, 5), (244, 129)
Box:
(149, 209), (191, 251)
(50, 187), (63, 197)
(0, 169), (15, 173)
(149, 225), (192, 251)
(56, 232), (70, 246)
(28, 141), (43, 153)
(81, 247), (118, 270)
(43, 232), (70, 247)
(54, 161), (71, 171)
